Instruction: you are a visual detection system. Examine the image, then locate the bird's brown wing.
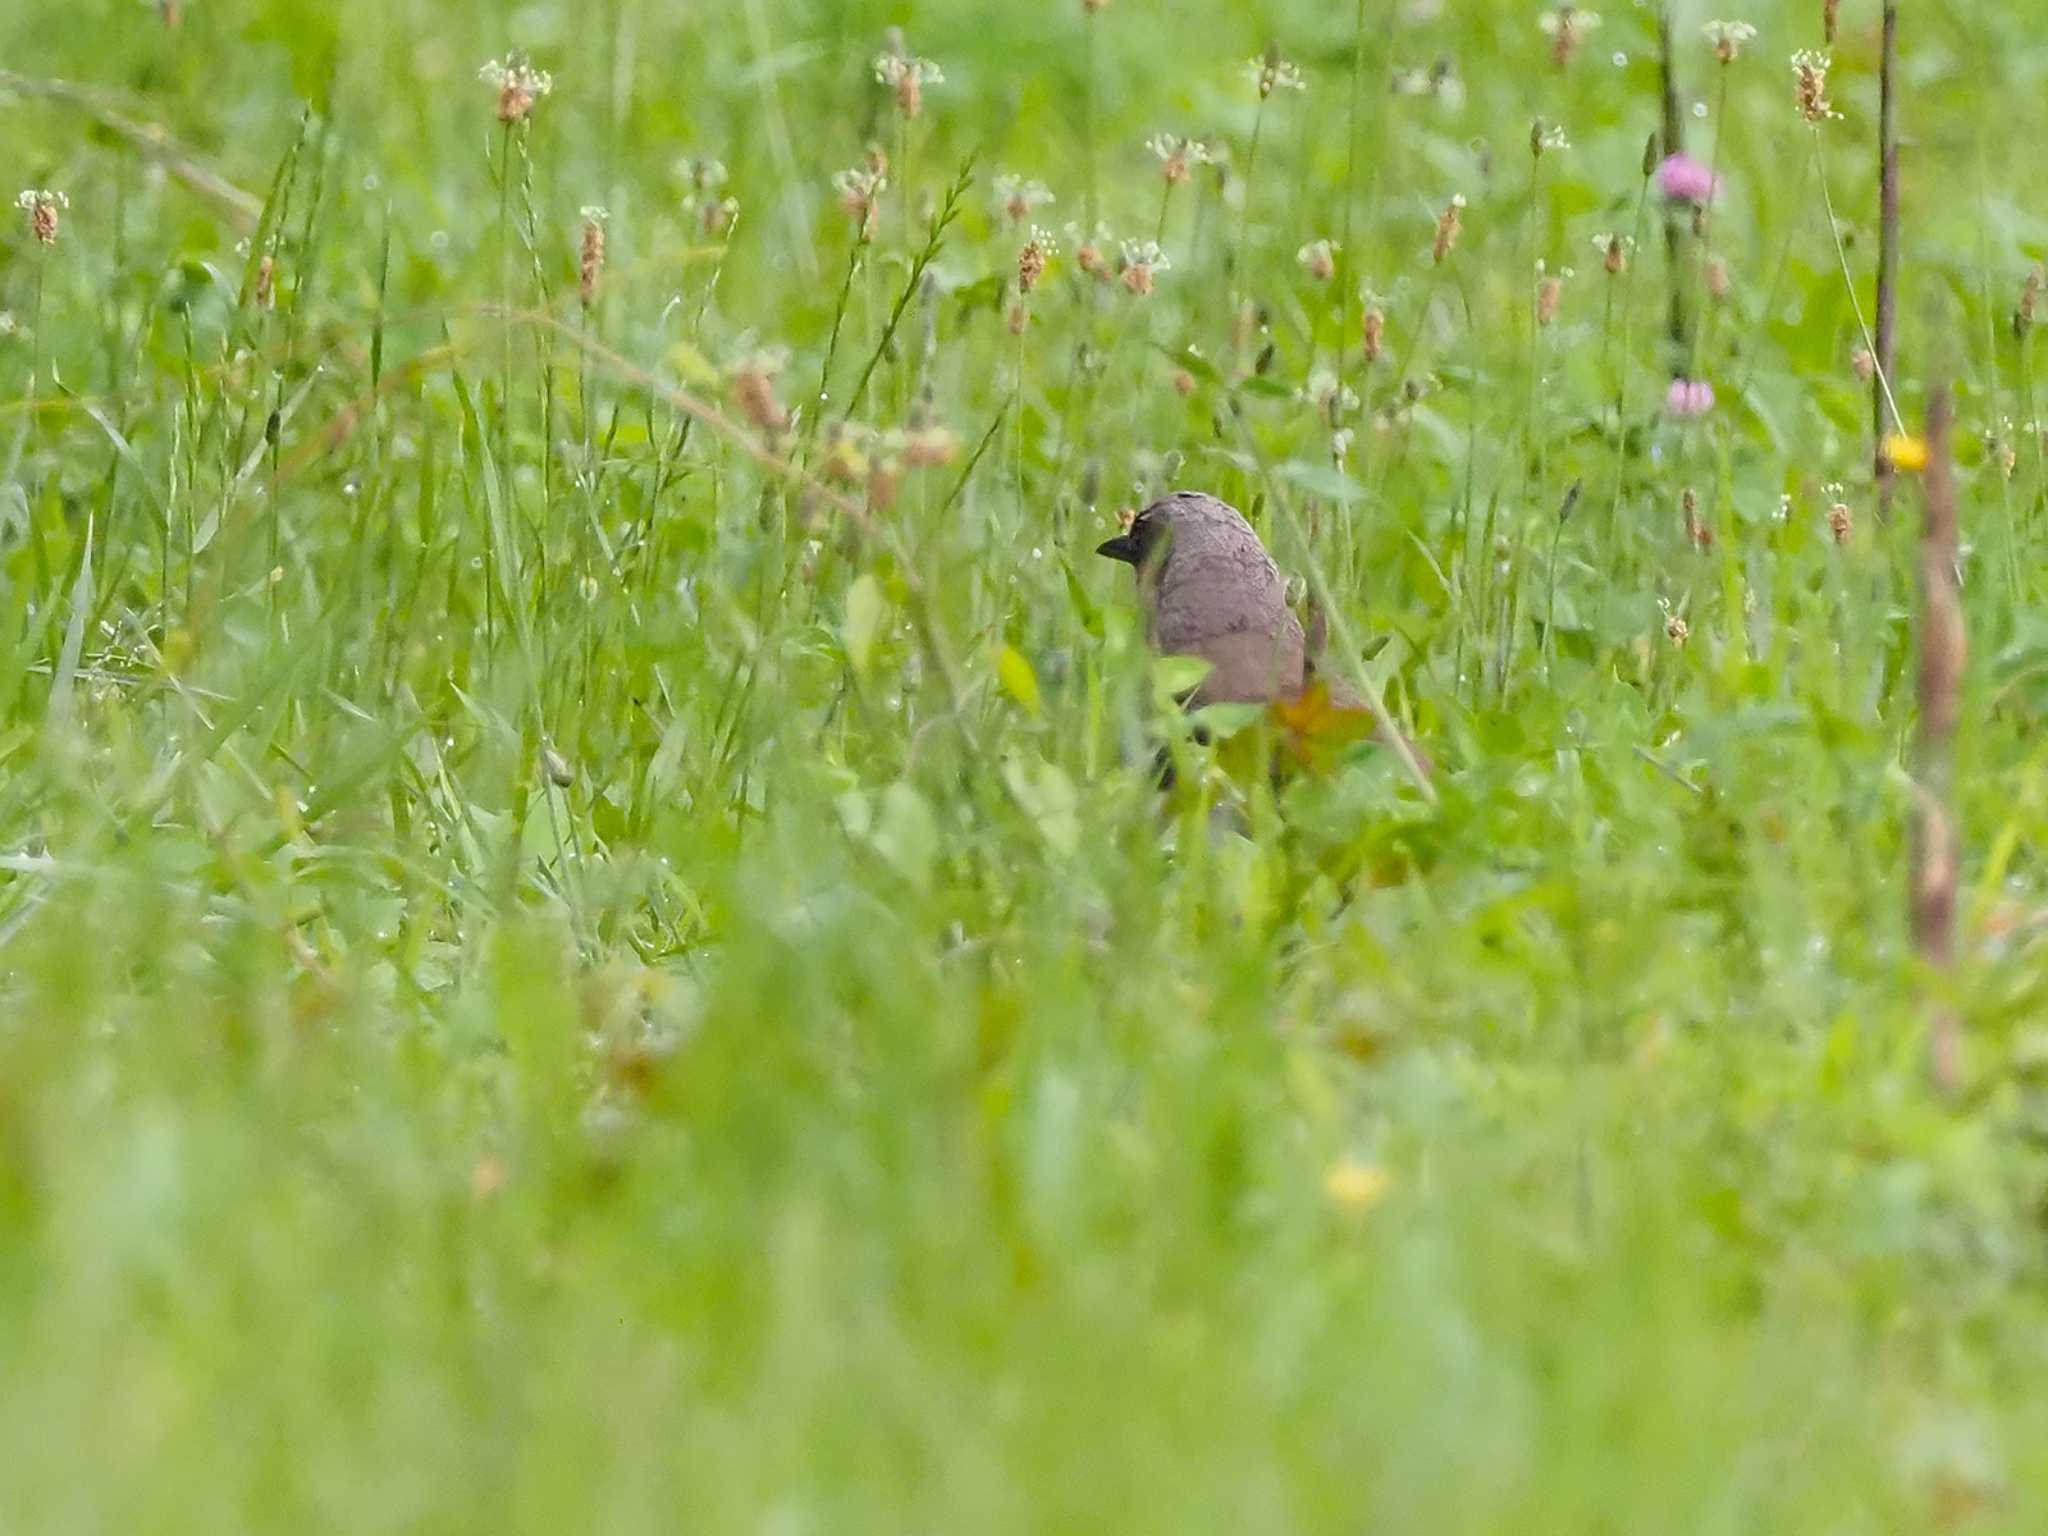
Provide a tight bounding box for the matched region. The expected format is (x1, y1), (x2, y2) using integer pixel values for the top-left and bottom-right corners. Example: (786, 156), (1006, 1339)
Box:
(1180, 621), (1308, 706)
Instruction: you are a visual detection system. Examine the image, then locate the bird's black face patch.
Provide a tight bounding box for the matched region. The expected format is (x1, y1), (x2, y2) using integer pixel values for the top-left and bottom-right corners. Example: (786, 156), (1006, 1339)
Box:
(1095, 511), (1168, 568)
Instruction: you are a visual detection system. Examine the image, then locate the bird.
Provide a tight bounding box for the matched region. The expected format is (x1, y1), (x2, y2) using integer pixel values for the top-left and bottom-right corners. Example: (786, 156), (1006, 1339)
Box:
(1095, 489), (1430, 779)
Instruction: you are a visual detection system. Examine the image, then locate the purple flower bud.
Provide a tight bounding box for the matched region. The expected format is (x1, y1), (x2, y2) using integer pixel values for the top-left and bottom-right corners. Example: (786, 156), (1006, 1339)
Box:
(1665, 377), (1717, 418)
(1657, 153), (1721, 207)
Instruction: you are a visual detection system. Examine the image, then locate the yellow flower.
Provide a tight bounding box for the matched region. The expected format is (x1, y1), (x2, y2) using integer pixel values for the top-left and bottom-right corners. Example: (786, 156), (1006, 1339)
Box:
(1322, 1159), (1393, 1212)
(1884, 433), (1930, 473)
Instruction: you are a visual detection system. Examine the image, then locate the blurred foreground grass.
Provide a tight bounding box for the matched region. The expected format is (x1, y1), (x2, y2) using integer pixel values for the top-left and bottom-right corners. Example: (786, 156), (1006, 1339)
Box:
(6, 0), (2048, 1528)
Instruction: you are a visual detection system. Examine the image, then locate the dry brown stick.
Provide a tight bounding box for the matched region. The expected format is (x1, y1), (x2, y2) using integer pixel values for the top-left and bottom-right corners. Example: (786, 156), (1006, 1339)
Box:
(0, 70), (262, 230)
(1656, 3), (1689, 365)
(1875, 2), (1901, 520)
(1913, 385), (1964, 1095)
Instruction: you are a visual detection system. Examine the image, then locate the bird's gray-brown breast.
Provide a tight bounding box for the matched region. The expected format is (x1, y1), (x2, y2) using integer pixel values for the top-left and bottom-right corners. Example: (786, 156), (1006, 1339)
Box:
(1143, 495), (1307, 705)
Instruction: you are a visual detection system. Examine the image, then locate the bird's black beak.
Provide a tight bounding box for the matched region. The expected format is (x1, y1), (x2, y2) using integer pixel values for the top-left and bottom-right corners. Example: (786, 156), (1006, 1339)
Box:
(1095, 534), (1140, 565)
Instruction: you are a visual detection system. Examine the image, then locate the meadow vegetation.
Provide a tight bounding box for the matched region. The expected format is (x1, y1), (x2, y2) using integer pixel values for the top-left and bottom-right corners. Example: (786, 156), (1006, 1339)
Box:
(5, 0), (2048, 1528)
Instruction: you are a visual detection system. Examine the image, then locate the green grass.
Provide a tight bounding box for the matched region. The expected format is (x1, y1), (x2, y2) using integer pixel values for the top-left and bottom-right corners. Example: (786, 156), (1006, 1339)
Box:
(5, 0), (2048, 1528)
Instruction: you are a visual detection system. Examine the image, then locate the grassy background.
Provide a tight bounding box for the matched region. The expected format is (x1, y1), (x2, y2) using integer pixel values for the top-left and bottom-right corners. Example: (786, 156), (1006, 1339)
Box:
(6, 0), (2048, 1528)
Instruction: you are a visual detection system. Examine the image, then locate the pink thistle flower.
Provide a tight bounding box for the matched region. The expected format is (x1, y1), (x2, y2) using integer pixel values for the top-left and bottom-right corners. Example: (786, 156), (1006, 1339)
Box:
(1666, 377), (1716, 418)
(1657, 153), (1720, 206)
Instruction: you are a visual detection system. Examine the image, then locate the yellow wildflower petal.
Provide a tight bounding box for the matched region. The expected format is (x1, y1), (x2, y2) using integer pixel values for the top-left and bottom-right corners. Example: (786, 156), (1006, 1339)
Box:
(1322, 1159), (1393, 1212)
(1884, 434), (1930, 473)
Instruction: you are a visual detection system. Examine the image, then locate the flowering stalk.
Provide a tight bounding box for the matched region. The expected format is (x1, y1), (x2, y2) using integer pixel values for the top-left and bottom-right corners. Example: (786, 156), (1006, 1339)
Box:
(1010, 228), (1055, 502)
(1516, 124), (1568, 683)
(1604, 144), (1655, 587)
(15, 189), (65, 403)
(1810, 129), (1905, 437)
(492, 116), (514, 650)
(577, 206), (608, 469)
(2017, 272), (2044, 538)
(808, 165), (886, 454)
(1234, 95), (1268, 367)
(1231, 50), (1306, 365)
(1145, 136), (1208, 242)
(479, 51), (551, 649)
(874, 47), (941, 253)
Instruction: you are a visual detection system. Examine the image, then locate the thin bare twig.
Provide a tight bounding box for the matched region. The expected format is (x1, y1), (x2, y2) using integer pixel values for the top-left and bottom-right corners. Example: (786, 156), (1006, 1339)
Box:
(1875, 2), (1901, 518)
(1657, 4), (1688, 364)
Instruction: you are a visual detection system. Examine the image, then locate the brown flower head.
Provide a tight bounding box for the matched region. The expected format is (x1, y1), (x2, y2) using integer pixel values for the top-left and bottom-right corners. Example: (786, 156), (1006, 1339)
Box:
(1068, 222), (1115, 282)
(1792, 51), (1837, 124)
(578, 206), (608, 308)
(16, 188), (67, 247)
(731, 351), (791, 436)
(874, 51), (944, 119)
(1147, 133), (1216, 188)
(1246, 50), (1307, 99)
(994, 174), (1055, 226)
(1362, 302), (1386, 364)
(1823, 485), (1852, 544)
(1017, 226), (1056, 295)
(1431, 194), (1466, 265)
(1661, 601), (1690, 647)
(1594, 232), (1633, 276)
(833, 166), (887, 240)
(1116, 238), (1170, 297)
(901, 425), (961, 468)
(679, 159), (738, 237)
(1703, 20), (1757, 64)
(479, 54), (553, 125)
(1539, 6), (1602, 68)
(1682, 489), (1714, 549)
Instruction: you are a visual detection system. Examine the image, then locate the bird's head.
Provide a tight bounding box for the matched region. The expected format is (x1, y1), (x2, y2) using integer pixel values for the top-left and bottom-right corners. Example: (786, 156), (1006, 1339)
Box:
(1094, 502), (1173, 571)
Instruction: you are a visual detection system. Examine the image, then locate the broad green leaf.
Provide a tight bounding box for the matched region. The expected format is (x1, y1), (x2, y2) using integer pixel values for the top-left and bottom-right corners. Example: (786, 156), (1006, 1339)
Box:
(873, 782), (937, 892)
(1153, 654), (1215, 700)
(996, 645), (1042, 717)
(1278, 461), (1367, 505)
(843, 574), (888, 673)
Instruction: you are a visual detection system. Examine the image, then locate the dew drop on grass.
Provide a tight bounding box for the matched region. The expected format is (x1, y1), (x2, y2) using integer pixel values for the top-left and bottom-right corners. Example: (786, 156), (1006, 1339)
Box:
(1612, 52), (1627, 67)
